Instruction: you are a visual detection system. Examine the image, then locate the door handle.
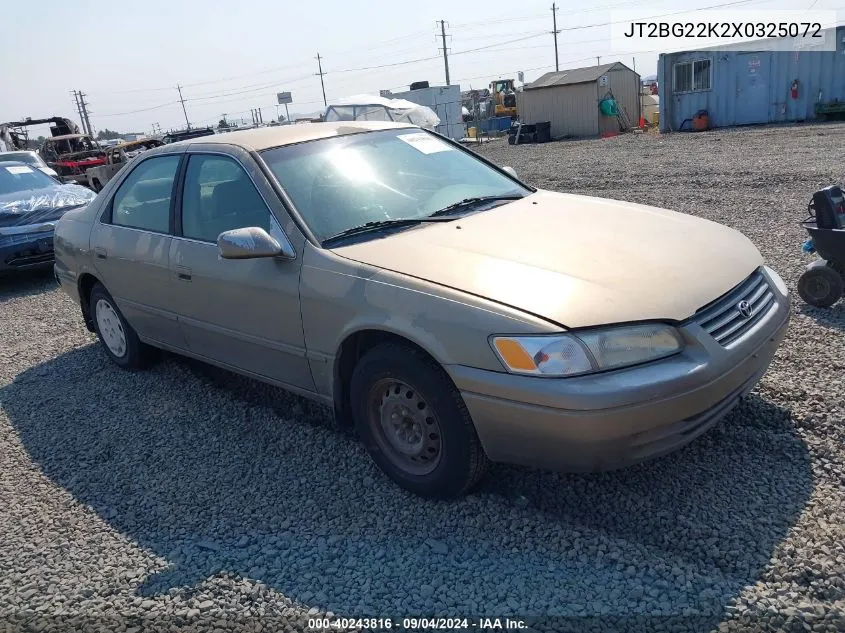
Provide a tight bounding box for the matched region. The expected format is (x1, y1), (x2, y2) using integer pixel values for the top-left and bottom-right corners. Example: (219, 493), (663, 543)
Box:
(94, 247), (107, 260)
(174, 265), (192, 282)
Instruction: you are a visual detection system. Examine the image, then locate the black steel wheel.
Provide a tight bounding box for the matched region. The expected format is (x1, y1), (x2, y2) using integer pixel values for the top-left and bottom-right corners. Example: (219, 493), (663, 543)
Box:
(798, 265), (844, 308)
(350, 343), (490, 498)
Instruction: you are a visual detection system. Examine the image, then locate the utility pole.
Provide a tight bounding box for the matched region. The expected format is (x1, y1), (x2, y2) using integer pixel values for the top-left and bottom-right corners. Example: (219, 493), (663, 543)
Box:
(78, 91), (94, 137)
(551, 3), (560, 72)
(315, 53), (327, 107)
(71, 91), (84, 130)
(176, 84), (190, 129)
(438, 20), (451, 86)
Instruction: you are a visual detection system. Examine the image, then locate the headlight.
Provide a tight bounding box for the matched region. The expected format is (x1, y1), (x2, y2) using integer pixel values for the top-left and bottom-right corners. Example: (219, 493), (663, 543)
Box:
(492, 323), (683, 377)
(763, 265), (788, 297)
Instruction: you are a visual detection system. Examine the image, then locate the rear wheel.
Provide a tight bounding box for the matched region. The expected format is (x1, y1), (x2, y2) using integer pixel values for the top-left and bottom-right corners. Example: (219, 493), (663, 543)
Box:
(350, 343), (490, 498)
(90, 283), (155, 369)
(798, 265), (844, 308)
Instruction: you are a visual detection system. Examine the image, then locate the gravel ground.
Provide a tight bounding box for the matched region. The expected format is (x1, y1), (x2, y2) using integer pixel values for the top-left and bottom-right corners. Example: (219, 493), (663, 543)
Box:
(1, 122), (844, 633)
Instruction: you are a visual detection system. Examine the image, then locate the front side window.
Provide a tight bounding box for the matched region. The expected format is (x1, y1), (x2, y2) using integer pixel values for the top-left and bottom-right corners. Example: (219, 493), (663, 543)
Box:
(110, 155), (180, 233)
(260, 129), (528, 241)
(180, 154), (273, 243)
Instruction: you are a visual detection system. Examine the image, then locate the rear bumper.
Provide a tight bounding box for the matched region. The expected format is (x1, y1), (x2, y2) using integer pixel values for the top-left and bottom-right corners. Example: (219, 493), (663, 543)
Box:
(447, 287), (790, 472)
(0, 231), (55, 273)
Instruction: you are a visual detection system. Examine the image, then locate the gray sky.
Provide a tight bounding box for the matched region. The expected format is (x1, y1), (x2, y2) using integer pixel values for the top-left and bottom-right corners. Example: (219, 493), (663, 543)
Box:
(1, 0), (838, 135)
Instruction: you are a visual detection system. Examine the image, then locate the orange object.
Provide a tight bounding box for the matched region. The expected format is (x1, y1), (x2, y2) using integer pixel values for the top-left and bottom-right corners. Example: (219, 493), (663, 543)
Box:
(638, 117), (646, 127)
(692, 112), (710, 132)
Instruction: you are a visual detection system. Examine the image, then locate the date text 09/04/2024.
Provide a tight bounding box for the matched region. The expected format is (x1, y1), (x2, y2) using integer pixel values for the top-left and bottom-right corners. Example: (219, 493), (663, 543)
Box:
(307, 617), (528, 630)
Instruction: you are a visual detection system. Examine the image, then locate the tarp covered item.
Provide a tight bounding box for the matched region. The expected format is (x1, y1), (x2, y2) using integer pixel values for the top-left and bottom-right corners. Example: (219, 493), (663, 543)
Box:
(599, 98), (618, 117)
(324, 94), (440, 129)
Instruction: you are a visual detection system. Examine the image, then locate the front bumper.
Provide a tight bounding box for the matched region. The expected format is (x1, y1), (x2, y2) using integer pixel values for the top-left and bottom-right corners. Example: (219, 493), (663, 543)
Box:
(447, 278), (791, 473)
(0, 230), (55, 273)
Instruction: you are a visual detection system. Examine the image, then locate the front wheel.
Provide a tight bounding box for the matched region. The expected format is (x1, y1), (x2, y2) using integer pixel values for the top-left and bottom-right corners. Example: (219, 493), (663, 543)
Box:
(798, 265), (844, 308)
(350, 343), (490, 498)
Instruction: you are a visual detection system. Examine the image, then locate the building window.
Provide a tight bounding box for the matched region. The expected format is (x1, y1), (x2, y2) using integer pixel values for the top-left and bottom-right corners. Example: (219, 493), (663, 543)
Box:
(673, 59), (712, 93)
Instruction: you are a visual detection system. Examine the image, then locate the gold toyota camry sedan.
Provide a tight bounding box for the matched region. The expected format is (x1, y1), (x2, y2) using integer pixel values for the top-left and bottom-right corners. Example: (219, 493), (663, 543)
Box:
(54, 121), (790, 498)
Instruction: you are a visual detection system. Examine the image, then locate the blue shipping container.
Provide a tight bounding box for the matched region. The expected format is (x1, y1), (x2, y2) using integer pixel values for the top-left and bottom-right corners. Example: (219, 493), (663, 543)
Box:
(658, 26), (845, 131)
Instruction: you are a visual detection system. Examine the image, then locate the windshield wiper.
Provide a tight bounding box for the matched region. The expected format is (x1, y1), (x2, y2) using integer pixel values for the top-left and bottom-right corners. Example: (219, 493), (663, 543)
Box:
(322, 217), (453, 245)
(428, 194), (525, 218)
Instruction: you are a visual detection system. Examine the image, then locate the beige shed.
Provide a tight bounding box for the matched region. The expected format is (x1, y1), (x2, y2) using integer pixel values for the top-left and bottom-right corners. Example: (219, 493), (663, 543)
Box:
(517, 62), (641, 139)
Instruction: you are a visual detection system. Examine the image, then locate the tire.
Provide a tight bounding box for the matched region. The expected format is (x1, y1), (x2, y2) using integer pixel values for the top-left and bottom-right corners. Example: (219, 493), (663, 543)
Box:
(89, 283), (155, 369)
(797, 265), (844, 308)
(350, 343), (490, 499)
(91, 179), (102, 192)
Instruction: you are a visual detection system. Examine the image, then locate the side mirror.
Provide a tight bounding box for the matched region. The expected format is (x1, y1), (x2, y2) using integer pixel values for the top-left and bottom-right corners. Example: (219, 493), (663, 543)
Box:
(503, 166), (518, 178)
(218, 226), (290, 260)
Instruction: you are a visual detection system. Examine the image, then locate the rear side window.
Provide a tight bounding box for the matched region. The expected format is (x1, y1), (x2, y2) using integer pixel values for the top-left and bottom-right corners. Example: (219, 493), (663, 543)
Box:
(180, 154), (273, 243)
(110, 155), (180, 233)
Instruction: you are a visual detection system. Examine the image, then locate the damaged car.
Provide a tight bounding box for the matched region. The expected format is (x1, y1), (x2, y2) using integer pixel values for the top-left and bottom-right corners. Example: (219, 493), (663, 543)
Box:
(86, 138), (165, 191)
(39, 134), (106, 187)
(1, 161), (95, 274)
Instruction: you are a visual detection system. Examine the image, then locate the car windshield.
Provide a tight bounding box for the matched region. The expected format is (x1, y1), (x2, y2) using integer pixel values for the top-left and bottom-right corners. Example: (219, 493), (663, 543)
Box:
(0, 152), (40, 167)
(0, 163), (59, 195)
(260, 128), (529, 242)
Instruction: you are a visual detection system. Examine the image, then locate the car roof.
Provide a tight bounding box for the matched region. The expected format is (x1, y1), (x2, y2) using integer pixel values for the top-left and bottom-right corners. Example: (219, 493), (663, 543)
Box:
(0, 150), (36, 155)
(177, 121), (416, 151)
(47, 134), (88, 141)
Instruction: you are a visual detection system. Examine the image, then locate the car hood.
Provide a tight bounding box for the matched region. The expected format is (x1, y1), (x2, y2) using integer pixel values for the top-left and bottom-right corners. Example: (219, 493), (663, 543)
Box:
(331, 190), (763, 328)
(0, 184), (95, 228)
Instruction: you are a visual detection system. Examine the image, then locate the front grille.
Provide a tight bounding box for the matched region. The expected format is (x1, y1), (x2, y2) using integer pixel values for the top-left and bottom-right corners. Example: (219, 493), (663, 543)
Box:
(692, 269), (775, 346)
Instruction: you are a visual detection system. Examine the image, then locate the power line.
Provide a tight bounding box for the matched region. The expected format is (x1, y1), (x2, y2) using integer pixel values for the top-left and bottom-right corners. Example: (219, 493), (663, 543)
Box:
(451, 32), (547, 56)
(98, 101), (178, 117)
(186, 74), (312, 101)
(328, 54), (442, 74)
(557, 0), (762, 32)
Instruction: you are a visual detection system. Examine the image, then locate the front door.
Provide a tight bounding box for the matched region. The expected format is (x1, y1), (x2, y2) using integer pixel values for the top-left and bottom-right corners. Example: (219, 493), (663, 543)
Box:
(89, 153), (186, 349)
(169, 151), (313, 390)
(735, 53), (771, 125)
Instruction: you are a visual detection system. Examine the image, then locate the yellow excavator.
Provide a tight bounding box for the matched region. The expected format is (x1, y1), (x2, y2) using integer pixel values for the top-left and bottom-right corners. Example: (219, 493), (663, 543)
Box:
(489, 79), (518, 119)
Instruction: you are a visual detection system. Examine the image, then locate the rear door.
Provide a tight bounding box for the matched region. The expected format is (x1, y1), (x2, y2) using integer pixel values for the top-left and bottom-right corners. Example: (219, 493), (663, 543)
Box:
(89, 150), (187, 349)
(168, 146), (313, 390)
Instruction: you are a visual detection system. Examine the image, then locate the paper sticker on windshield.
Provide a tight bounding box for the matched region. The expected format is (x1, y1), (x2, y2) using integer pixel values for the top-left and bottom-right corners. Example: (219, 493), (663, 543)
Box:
(5, 165), (33, 175)
(398, 132), (453, 154)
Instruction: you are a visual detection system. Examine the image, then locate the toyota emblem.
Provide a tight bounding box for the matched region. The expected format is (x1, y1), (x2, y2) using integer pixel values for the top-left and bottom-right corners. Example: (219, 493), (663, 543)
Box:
(737, 300), (753, 319)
